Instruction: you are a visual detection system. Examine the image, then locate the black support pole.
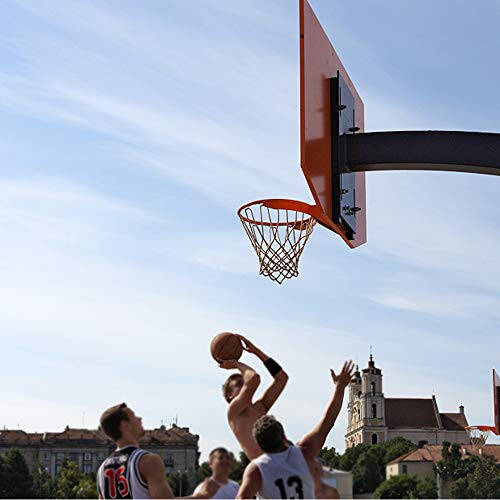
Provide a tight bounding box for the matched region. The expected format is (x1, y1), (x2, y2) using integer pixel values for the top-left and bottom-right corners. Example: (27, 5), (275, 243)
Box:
(346, 131), (500, 175)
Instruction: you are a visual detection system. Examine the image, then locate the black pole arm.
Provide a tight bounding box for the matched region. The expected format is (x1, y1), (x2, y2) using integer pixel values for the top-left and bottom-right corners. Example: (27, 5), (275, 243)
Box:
(346, 131), (500, 176)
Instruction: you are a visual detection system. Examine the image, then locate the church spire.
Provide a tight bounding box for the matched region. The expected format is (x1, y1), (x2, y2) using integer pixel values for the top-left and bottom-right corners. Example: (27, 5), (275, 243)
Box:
(368, 345), (375, 368)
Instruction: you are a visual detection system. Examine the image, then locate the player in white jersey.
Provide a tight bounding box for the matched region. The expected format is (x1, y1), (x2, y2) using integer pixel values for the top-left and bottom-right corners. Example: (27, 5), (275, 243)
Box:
(193, 448), (239, 499)
(237, 360), (355, 499)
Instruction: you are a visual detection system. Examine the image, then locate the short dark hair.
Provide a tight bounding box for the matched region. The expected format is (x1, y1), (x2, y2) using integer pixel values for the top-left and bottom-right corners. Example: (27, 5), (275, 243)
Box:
(222, 374), (243, 403)
(208, 447), (230, 462)
(100, 403), (129, 441)
(253, 415), (286, 453)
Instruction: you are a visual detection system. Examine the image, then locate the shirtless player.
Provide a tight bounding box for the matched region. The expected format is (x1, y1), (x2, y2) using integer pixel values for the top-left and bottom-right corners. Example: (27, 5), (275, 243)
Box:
(219, 335), (288, 460)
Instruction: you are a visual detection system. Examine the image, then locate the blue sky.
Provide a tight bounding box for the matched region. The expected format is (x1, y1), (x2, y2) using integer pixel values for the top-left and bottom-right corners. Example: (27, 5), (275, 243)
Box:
(1, 0), (499, 460)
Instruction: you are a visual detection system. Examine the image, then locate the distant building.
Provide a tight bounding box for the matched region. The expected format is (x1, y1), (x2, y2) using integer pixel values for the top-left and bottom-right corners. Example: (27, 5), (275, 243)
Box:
(386, 444), (500, 498)
(0, 423), (199, 486)
(345, 355), (470, 448)
(322, 466), (353, 499)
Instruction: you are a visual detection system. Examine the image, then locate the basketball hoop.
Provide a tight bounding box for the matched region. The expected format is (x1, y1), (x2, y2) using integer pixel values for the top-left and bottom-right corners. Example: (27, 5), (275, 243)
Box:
(237, 199), (325, 284)
(465, 425), (494, 448)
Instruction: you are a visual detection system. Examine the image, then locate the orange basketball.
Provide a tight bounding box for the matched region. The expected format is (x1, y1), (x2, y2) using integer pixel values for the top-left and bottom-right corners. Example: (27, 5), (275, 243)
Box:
(210, 332), (243, 362)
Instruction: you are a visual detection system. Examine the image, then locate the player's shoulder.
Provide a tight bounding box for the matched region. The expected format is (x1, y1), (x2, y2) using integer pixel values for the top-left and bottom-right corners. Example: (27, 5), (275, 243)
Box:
(244, 460), (260, 476)
(138, 451), (164, 473)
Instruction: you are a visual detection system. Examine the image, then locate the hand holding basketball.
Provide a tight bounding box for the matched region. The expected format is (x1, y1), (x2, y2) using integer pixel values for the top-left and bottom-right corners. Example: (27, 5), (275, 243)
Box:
(210, 332), (243, 362)
(235, 335), (258, 354)
(218, 359), (240, 370)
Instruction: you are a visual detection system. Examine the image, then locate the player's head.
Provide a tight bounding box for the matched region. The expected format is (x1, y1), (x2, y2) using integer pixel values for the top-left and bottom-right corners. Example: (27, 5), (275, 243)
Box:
(253, 415), (287, 453)
(208, 447), (233, 476)
(222, 373), (243, 403)
(99, 403), (145, 442)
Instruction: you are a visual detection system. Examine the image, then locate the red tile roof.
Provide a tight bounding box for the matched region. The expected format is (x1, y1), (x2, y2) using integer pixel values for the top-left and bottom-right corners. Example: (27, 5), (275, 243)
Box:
(440, 413), (469, 431)
(0, 425), (197, 447)
(385, 399), (439, 428)
(387, 444), (500, 465)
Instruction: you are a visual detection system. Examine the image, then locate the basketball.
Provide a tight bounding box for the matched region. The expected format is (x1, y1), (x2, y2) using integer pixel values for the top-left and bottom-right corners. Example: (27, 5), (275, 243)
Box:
(210, 332), (243, 362)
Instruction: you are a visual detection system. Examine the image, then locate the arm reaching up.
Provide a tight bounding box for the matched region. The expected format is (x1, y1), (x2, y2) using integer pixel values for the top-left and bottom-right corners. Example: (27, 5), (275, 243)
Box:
(298, 360), (355, 461)
(236, 335), (289, 413)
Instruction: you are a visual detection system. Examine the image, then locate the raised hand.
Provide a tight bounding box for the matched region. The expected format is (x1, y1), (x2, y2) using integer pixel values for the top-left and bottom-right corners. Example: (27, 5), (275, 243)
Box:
(330, 360), (355, 389)
(235, 335), (260, 355)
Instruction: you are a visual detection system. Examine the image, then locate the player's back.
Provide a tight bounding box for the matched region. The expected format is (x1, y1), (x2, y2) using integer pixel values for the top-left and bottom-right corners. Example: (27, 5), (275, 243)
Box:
(97, 445), (150, 499)
(252, 445), (315, 499)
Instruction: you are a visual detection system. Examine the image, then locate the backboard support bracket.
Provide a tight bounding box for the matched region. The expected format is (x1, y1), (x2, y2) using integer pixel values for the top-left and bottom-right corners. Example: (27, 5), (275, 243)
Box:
(331, 73), (360, 240)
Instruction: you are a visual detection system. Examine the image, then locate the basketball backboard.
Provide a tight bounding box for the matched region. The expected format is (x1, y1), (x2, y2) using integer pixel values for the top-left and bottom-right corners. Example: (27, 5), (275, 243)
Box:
(494, 369), (499, 434)
(300, 0), (366, 248)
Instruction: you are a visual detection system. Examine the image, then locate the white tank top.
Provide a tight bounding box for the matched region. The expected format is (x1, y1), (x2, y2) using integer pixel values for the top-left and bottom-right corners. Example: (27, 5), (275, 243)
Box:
(252, 445), (315, 499)
(193, 478), (240, 499)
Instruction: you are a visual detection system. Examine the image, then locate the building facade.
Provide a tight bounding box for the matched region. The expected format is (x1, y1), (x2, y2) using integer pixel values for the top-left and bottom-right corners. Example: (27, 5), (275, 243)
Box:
(0, 423), (199, 486)
(385, 444), (500, 498)
(345, 355), (470, 448)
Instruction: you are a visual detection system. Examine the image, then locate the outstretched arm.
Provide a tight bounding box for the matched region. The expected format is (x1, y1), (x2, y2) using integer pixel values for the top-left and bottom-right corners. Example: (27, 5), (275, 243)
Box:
(219, 359), (261, 418)
(237, 335), (289, 413)
(298, 360), (355, 461)
(236, 462), (261, 499)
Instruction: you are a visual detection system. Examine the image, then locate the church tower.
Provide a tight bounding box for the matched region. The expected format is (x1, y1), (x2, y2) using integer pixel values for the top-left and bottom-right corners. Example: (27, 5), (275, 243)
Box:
(345, 354), (388, 447)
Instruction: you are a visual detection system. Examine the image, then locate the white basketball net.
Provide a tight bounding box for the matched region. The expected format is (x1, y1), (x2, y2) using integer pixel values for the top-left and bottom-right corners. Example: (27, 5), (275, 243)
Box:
(466, 427), (490, 448)
(239, 202), (316, 284)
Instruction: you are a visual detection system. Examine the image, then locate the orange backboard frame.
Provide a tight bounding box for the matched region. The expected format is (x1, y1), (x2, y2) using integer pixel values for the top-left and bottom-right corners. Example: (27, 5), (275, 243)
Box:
(494, 369), (499, 434)
(299, 0), (366, 248)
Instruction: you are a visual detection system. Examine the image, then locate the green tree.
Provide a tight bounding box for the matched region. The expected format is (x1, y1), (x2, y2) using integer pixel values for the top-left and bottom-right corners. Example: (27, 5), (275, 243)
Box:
(338, 443), (370, 471)
(196, 460), (212, 481)
(466, 457), (500, 499)
(319, 447), (341, 469)
(229, 452), (249, 483)
(374, 474), (419, 499)
(352, 448), (384, 493)
(54, 460), (83, 499)
(415, 476), (438, 499)
(32, 463), (55, 499)
(434, 442), (466, 482)
(74, 477), (98, 499)
(168, 471), (190, 496)
(381, 437), (417, 464)
(449, 477), (470, 498)
(0, 448), (34, 498)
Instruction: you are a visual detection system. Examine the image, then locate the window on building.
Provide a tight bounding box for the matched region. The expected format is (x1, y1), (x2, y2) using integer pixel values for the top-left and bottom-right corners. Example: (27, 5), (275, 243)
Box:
(357, 408), (361, 420)
(402, 464), (408, 474)
(371, 433), (378, 445)
(43, 451), (50, 461)
(57, 452), (64, 461)
(98, 452), (105, 461)
(84, 452), (92, 461)
(371, 381), (376, 396)
(84, 464), (92, 474)
(358, 391), (362, 398)
(371, 403), (377, 418)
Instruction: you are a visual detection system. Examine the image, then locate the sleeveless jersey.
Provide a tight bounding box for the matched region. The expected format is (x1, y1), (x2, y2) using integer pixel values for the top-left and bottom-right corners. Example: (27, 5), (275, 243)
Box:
(97, 446), (150, 499)
(252, 445), (315, 499)
(193, 478), (240, 499)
